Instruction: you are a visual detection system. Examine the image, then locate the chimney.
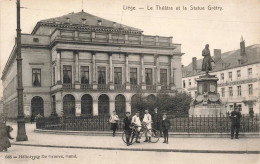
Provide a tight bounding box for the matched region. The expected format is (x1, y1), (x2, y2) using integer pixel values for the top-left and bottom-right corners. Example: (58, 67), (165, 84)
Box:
(240, 36), (245, 56)
(192, 57), (197, 72)
(98, 20), (102, 26)
(214, 49), (221, 62)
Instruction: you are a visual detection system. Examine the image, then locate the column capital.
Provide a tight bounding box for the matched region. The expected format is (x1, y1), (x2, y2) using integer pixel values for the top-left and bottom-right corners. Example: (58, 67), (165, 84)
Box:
(73, 50), (79, 54)
(91, 51), (97, 55)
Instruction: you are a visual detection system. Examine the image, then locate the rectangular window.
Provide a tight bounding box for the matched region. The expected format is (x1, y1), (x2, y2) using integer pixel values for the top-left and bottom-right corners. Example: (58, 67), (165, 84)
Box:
(228, 72), (232, 81)
(221, 88), (225, 97)
(248, 68), (252, 76)
(114, 67), (122, 84)
(229, 87), (233, 97)
(63, 65), (72, 84)
(237, 86), (241, 96)
(130, 68), (137, 85)
(189, 79), (191, 86)
(98, 67), (106, 84)
(32, 69), (41, 87)
(183, 80), (186, 88)
(248, 84), (253, 95)
(80, 66), (89, 84)
(237, 70), (241, 78)
(221, 73), (224, 80)
(160, 69), (167, 85)
(53, 67), (55, 85)
(145, 68), (153, 85)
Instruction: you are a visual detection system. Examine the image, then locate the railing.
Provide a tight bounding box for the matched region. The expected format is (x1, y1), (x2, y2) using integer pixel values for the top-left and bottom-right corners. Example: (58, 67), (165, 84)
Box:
(50, 29), (173, 47)
(114, 84), (126, 90)
(130, 85), (141, 90)
(161, 85), (171, 90)
(36, 114), (260, 133)
(146, 85), (156, 90)
(80, 84), (93, 90)
(62, 84), (75, 89)
(97, 84), (110, 90)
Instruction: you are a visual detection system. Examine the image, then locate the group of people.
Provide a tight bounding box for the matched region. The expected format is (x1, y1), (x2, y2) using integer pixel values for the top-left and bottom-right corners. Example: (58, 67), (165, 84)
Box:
(109, 108), (171, 146)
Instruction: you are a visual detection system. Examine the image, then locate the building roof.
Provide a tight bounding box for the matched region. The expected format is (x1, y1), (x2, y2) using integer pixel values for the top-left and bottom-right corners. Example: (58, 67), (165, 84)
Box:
(38, 11), (142, 32)
(183, 44), (260, 77)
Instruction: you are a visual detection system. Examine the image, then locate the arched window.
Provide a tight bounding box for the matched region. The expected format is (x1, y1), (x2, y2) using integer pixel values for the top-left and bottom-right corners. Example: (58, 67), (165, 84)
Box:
(98, 94), (109, 115)
(31, 96), (44, 116)
(115, 94), (126, 115)
(63, 94), (75, 116)
(146, 94), (157, 110)
(81, 94), (93, 115)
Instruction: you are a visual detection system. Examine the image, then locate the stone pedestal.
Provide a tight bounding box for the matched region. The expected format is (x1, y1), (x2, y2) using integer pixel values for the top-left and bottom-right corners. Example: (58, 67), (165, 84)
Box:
(189, 74), (226, 116)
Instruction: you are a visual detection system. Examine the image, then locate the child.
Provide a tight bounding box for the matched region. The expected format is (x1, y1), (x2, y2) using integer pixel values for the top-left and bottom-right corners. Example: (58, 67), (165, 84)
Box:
(162, 113), (171, 144)
(109, 110), (119, 137)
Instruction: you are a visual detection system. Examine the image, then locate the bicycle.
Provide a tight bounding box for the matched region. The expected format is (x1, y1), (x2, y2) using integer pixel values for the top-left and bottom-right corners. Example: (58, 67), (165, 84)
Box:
(122, 123), (160, 144)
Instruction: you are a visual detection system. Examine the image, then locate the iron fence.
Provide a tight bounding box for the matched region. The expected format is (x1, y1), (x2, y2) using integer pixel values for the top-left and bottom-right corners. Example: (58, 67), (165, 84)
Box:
(36, 114), (260, 133)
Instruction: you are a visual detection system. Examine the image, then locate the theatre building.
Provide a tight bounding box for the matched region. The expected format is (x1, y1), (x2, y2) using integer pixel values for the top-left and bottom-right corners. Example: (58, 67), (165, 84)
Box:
(1, 11), (183, 118)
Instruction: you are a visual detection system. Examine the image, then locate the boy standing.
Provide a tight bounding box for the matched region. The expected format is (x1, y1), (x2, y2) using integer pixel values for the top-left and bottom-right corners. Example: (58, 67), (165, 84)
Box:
(123, 112), (132, 146)
(162, 113), (171, 144)
(109, 111), (119, 137)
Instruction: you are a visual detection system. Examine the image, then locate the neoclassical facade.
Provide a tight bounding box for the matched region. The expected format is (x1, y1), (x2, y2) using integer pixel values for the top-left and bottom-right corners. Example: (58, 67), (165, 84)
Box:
(1, 11), (183, 118)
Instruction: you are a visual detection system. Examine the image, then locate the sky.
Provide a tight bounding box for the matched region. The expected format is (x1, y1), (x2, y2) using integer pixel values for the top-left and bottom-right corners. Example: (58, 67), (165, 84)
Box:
(0, 0), (259, 98)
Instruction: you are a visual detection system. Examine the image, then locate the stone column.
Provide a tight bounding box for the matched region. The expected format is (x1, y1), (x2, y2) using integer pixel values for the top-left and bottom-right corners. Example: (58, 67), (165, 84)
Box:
(141, 54), (146, 89)
(92, 51), (97, 89)
(74, 51), (80, 89)
(56, 50), (62, 84)
(126, 100), (131, 113)
(125, 53), (130, 90)
(110, 100), (115, 115)
(155, 54), (161, 90)
(109, 53), (114, 90)
(93, 100), (98, 116)
(170, 56), (175, 89)
(56, 92), (63, 116)
(75, 101), (81, 116)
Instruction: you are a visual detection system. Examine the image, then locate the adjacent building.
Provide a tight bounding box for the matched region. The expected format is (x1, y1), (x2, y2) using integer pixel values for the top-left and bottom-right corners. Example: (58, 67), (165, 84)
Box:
(1, 11), (183, 118)
(182, 38), (260, 114)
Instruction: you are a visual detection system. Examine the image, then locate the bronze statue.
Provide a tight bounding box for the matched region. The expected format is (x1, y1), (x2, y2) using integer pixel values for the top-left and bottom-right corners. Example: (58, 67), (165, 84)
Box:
(202, 44), (215, 74)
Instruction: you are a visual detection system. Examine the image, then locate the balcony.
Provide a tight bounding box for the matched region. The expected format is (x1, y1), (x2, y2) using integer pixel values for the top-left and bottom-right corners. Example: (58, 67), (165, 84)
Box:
(146, 85), (156, 90)
(114, 84), (126, 90)
(80, 84), (93, 90)
(97, 84), (110, 90)
(50, 29), (173, 48)
(130, 85), (141, 90)
(62, 84), (75, 89)
(161, 85), (171, 90)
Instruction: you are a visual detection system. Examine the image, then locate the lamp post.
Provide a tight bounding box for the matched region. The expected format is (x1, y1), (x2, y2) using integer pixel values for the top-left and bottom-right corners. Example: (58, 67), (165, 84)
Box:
(16, 0), (28, 141)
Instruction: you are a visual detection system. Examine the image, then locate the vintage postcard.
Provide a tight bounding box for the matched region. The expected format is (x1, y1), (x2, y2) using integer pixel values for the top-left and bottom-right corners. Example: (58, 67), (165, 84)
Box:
(0, 0), (259, 163)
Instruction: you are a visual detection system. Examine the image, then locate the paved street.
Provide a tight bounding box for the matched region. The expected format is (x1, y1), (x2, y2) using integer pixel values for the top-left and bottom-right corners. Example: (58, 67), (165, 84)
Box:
(0, 122), (259, 164)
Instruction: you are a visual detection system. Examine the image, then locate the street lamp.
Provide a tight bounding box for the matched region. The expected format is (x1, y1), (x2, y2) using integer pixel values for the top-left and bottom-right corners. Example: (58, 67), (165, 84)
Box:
(16, 0), (28, 141)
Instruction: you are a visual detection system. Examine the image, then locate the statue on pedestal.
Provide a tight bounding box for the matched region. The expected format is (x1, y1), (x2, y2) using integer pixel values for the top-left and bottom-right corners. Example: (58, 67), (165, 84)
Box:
(202, 44), (215, 74)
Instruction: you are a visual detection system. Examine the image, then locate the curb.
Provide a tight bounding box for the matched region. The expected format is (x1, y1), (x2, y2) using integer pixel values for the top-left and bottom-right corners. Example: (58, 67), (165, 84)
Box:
(12, 143), (260, 154)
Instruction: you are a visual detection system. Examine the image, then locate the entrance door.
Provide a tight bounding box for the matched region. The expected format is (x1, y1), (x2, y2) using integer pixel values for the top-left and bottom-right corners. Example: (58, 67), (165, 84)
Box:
(98, 94), (109, 115)
(31, 96), (44, 116)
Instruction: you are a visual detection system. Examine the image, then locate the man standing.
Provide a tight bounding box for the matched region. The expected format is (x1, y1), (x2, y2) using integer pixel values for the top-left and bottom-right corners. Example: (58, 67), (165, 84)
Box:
(229, 107), (242, 139)
(162, 113), (171, 144)
(109, 111), (119, 137)
(123, 112), (132, 146)
(152, 107), (162, 137)
(143, 109), (152, 142)
(131, 111), (141, 143)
